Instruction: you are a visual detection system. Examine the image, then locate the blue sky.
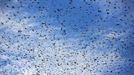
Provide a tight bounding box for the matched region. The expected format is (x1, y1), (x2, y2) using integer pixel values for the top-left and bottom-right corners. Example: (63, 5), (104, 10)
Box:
(0, 0), (134, 75)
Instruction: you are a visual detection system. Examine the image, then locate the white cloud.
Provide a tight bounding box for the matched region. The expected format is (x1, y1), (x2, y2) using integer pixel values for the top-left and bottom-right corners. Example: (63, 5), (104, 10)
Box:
(0, 3), (126, 75)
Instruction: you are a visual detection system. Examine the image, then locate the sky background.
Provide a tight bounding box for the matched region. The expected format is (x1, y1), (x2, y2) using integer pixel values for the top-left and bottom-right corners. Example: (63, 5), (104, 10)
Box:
(0, 0), (134, 75)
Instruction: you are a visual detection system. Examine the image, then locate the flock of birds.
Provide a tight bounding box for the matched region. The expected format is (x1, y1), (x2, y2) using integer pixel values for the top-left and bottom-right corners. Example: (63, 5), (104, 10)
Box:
(0, 0), (134, 75)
